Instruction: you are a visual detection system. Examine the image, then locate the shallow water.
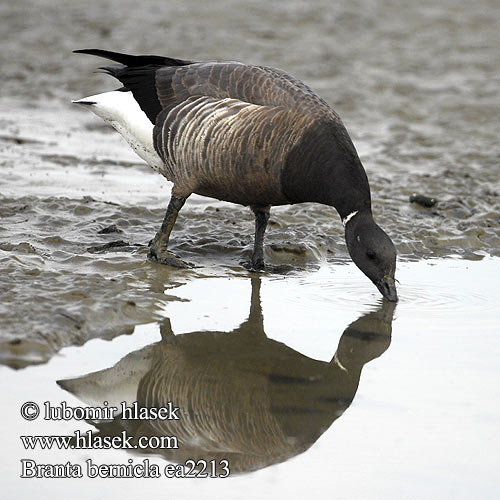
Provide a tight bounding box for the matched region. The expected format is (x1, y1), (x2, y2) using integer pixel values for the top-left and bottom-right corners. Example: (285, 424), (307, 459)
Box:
(2, 258), (500, 499)
(1, 0), (499, 498)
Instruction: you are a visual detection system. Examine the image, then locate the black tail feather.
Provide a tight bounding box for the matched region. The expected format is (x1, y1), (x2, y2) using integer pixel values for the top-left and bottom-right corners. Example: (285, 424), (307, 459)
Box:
(73, 49), (193, 67)
(96, 65), (124, 77)
(74, 49), (193, 124)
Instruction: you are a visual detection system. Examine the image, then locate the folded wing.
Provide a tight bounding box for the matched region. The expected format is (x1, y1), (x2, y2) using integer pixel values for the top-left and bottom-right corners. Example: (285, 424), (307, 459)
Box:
(75, 49), (334, 123)
(153, 95), (318, 205)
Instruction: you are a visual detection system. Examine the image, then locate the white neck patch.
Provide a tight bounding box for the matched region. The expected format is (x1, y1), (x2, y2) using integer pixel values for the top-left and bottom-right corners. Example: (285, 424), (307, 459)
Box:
(342, 210), (358, 227)
(333, 353), (348, 372)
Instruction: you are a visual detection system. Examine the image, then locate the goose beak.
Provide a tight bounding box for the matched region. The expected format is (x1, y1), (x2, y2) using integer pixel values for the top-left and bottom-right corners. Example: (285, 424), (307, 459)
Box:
(377, 276), (398, 302)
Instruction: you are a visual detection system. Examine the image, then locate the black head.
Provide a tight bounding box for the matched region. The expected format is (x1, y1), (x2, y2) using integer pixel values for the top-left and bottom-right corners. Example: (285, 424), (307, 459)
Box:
(344, 212), (398, 302)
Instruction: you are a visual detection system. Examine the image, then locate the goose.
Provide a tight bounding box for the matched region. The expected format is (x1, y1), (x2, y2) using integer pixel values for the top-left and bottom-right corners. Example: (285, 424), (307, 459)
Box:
(73, 49), (398, 301)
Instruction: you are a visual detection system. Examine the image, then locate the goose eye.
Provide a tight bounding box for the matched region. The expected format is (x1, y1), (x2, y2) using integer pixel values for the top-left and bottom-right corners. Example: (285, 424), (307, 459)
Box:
(366, 249), (376, 260)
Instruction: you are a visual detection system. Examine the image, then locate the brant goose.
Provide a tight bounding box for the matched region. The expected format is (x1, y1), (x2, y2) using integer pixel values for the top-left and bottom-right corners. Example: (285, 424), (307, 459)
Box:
(73, 49), (398, 301)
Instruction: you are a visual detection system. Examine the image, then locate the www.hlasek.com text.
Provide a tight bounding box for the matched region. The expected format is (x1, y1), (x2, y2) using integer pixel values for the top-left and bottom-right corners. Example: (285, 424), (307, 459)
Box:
(21, 430), (178, 451)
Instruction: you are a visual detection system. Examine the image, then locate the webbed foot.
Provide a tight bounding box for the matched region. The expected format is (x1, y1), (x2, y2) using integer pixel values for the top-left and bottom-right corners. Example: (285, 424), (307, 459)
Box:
(250, 258), (265, 272)
(148, 234), (192, 268)
(241, 258), (265, 272)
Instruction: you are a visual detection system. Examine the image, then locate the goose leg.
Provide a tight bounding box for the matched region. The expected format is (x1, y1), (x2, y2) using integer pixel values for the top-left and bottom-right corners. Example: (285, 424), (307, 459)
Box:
(148, 194), (191, 268)
(159, 317), (177, 343)
(251, 206), (270, 271)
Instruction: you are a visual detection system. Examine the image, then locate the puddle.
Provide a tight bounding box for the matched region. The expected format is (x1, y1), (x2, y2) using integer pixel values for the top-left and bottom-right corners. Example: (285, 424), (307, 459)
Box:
(2, 258), (499, 499)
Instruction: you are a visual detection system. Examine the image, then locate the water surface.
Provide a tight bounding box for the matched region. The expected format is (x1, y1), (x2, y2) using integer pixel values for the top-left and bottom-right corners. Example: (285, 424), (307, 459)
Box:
(2, 258), (499, 499)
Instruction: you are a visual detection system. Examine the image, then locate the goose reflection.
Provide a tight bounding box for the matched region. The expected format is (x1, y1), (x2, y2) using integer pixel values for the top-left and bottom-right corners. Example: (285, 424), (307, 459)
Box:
(58, 278), (395, 474)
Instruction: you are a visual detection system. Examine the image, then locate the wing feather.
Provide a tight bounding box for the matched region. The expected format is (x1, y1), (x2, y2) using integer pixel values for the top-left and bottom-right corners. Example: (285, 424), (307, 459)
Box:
(153, 95), (319, 205)
(75, 49), (336, 123)
(155, 62), (333, 116)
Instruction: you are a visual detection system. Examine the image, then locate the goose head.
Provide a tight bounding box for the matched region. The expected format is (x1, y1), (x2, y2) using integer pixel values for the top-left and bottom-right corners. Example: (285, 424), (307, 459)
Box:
(344, 211), (398, 302)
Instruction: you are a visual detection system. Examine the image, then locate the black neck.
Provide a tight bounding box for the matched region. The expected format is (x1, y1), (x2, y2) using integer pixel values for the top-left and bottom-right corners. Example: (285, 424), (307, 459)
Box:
(344, 209), (374, 240)
(281, 119), (372, 218)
